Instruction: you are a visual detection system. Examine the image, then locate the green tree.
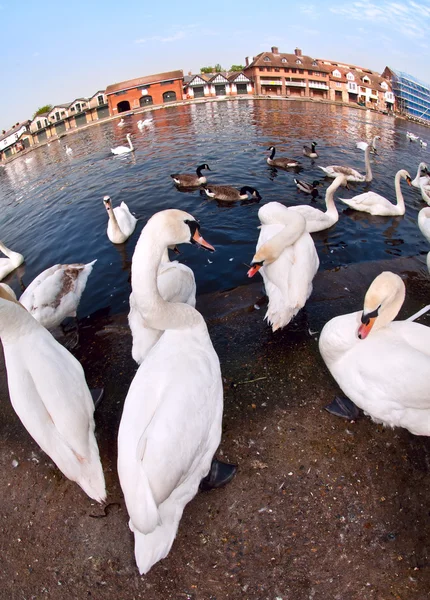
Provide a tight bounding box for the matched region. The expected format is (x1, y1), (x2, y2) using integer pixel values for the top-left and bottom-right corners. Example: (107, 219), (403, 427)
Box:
(200, 66), (214, 74)
(33, 105), (53, 118)
(214, 63), (222, 72)
(230, 65), (244, 72)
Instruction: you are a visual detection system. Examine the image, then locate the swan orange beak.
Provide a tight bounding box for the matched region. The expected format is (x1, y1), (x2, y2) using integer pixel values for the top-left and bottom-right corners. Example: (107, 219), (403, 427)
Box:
(406, 176), (412, 186)
(192, 230), (215, 252)
(247, 264), (262, 277)
(357, 317), (376, 340)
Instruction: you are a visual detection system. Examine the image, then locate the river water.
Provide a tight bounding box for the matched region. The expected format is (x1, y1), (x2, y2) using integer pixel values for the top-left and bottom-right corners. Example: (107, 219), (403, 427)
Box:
(0, 99), (429, 319)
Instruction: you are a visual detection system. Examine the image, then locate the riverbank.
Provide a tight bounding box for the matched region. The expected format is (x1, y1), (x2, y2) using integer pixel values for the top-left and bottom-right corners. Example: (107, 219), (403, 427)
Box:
(1, 255), (429, 599)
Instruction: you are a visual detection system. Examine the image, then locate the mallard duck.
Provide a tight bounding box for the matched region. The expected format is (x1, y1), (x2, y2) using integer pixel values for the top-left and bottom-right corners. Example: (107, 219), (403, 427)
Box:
(267, 146), (300, 169)
(170, 164), (211, 187)
(294, 178), (322, 199)
(303, 142), (318, 159)
(204, 185), (261, 202)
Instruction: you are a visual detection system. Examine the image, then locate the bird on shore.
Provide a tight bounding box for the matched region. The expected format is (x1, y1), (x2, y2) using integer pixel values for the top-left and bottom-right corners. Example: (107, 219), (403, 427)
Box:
(170, 164), (211, 187)
(289, 174), (348, 232)
(294, 178), (322, 199)
(19, 261), (97, 330)
(0, 284), (106, 502)
(103, 195), (137, 244)
(204, 185), (261, 202)
(267, 146), (300, 168)
(319, 271), (430, 435)
(247, 203), (319, 331)
(338, 169), (411, 216)
(303, 142), (318, 159)
(318, 141), (373, 182)
(118, 209), (236, 574)
(111, 133), (134, 155)
(0, 241), (24, 281)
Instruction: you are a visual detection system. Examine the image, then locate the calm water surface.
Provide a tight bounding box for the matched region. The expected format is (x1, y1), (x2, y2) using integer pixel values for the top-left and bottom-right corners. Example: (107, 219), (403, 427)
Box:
(0, 100), (429, 319)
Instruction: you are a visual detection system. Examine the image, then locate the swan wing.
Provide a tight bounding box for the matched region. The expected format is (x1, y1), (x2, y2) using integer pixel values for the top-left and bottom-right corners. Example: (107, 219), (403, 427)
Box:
(157, 262), (196, 306)
(114, 205), (137, 237)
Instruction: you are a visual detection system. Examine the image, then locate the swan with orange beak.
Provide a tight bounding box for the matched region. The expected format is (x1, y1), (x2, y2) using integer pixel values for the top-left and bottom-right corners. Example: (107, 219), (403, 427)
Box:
(319, 271), (430, 434)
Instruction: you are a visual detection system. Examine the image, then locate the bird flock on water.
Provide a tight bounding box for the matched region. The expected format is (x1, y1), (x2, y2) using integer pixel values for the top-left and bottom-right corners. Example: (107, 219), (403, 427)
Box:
(1, 115), (430, 575)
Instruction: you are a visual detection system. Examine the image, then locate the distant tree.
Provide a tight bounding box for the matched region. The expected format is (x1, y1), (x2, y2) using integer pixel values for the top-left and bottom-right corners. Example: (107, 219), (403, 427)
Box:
(230, 65), (244, 72)
(33, 105), (53, 118)
(200, 66), (214, 74)
(214, 63), (222, 72)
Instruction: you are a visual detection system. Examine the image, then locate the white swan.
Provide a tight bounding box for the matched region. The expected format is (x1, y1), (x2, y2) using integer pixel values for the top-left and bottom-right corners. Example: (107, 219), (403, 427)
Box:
(318, 141), (372, 182)
(118, 209), (233, 575)
(0, 285), (106, 501)
(247, 203), (319, 331)
(289, 174), (348, 232)
(103, 195), (137, 244)
(418, 207), (430, 273)
(338, 169), (411, 216)
(0, 240), (24, 281)
(411, 162), (429, 188)
(420, 182), (430, 205)
(370, 135), (381, 154)
(406, 131), (419, 142)
(319, 271), (430, 435)
(128, 247), (196, 364)
(111, 133), (134, 155)
(420, 139), (427, 148)
(137, 118), (152, 131)
(65, 145), (73, 156)
(19, 260), (96, 330)
(117, 118), (125, 127)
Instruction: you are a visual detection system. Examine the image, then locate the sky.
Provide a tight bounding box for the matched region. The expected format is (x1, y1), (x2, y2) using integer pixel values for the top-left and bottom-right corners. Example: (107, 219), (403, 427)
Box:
(1, 0), (430, 130)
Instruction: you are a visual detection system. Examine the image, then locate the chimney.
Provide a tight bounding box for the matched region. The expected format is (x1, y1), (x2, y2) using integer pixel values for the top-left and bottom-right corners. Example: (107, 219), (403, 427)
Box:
(188, 70), (192, 76)
(245, 56), (250, 67)
(294, 48), (302, 57)
(271, 46), (279, 54)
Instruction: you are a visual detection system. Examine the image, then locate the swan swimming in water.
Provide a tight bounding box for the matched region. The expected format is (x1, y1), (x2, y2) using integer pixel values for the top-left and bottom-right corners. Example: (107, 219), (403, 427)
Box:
(111, 133), (134, 155)
(0, 241), (24, 281)
(319, 271), (430, 435)
(103, 195), (137, 243)
(318, 141), (373, 182)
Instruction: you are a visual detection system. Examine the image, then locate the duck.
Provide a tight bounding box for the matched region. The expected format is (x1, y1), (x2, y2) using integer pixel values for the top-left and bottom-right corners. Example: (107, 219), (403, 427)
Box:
(420, 182), (430, 205)
(247, 203), (319, 331)
(65, 145), (73, 156)
(406, 131), (419, 142)
(411, 162), (429, 188)
(128, 246), (196, 365)
(319, 271), (430, 435)
(267, 146), (301, 169)
(117, 118), (125, 127)
(0, 285), (106, 501)
(170, 163), (211, 187)
(338, 169), (411, 216)
(318, 141), (372, 182)
(294, 178), (322, 199)
(19, 260), (96, 330)
(0, 241), (24, 281)
(103, 195), (137, 244)
(137, 118), (152, 131)
(303, 142), (318, 159)
(369, 135), (381, 154)
(204, 185), (261, 202)
(118, 209), (236, 574)
(420, 139), (427, 148)
(289, 174), (348, 232)
(111, 133), (134, 155)
(418, 207), (430, 273)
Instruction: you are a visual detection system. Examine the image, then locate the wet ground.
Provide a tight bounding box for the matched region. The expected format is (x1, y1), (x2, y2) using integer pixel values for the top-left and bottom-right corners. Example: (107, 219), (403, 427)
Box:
(1, 256), (430, 600)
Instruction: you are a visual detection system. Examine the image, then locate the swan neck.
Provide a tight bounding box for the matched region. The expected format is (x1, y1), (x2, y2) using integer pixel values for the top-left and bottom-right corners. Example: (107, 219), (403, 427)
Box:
(128, 136), (134, 150)
(0, 299), (39, 343)
(364, 147), (372, 181)
(325, 178), (342, 214)
(0, 241), (11, 257)
(394, 171), (405, 209)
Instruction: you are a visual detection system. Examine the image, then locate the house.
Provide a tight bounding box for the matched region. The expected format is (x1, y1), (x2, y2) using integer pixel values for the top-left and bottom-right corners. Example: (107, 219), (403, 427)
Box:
(244, 47), (330, 99)
(320, 59), (395, 111)
(183, 72), (254, 99)
(105, 71), (184, 116)
(382, 67), (428, 122)
(0, 121), (32, 161)
(87, 91), (109, 120)
(47, 104), (71, 136)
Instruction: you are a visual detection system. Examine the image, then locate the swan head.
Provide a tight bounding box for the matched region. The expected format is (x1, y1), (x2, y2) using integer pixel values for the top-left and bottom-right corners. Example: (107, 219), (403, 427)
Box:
(398, 170), (412, 185)
(146, 209), (215, 252)
(358, 272), (405, 340)
(103, 195), (112, 211)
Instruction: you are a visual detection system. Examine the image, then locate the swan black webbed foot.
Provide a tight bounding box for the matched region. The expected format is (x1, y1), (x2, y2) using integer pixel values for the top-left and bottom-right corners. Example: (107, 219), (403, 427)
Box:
(199, 458), (237, 491)
(324, 396), (360, 420)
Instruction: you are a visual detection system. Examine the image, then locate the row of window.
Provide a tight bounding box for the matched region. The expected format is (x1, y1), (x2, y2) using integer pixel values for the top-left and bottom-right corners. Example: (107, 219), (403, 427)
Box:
(258, 67), (327, 77)
(263, 56), (318, 67)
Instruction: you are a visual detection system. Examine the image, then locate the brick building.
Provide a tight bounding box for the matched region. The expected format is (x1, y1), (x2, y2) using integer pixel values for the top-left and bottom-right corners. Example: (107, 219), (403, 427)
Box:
(105, 71), (184, 116)
(244, 47), (330, 99)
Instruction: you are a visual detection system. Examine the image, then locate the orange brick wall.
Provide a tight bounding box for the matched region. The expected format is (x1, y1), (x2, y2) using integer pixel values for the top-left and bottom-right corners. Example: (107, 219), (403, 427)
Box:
(107, 79), (184, 115)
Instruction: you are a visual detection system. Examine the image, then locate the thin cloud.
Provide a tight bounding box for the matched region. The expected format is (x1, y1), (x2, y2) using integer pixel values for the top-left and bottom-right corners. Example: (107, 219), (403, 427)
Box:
(300, 5), (319, 17)
(135, 31), (187, 44)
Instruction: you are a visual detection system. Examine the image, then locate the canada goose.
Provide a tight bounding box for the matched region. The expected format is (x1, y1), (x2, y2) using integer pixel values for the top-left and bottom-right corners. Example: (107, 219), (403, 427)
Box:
(267, 146), (300, 169)
(170, 164), (211, 187)
(294, 178), (322, 199)
(204, 185), (261, 202)
(303, 142), (318, 159)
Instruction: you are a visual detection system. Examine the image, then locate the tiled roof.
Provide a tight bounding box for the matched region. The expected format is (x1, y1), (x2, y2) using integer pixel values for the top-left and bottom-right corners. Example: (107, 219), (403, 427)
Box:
(184, 72), (252, 86)
(246, 50), (329, 73)
(320, 60), (391, 91)
(106, 70), (184, 95)
(0, 121), (30, 143)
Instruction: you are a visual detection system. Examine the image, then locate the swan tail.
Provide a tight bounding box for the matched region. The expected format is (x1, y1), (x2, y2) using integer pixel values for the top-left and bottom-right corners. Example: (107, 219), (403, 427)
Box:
(75, 451), (107, 503)
(131, 516), (180, 575)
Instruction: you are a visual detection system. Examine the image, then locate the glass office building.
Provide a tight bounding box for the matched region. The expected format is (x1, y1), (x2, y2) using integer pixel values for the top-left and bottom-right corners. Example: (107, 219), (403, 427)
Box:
(383, 67), (430, 123)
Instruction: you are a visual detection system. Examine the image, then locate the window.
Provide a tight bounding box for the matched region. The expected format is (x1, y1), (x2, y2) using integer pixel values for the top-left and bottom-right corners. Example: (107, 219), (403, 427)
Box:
(296, 59), (302, 64)
(347, 73), (354, 81)
(55, 112), (60, 121)
(70, 107), (75, 112)
(115, 91), (127, 96)
(274, 68), (280, 72)
(333, 69), (341, 78)
(299, 69), (304, 74)
(281, 58), (287, 63)
(61, 111), (65, 117)
(362, 76), (370, 83)
(264, 56), (270, 62)
(292, 68), (297, 73)
(336, 82), (342, 87)
(312, 61), (318, 66)
(161, 80), (174, 85)
(259, 67), (264, 71)
(37, 121), (42, 130)
(381, 82), (388, 89)
(138, 85), (150, 90)
(97, 95), (104, 105)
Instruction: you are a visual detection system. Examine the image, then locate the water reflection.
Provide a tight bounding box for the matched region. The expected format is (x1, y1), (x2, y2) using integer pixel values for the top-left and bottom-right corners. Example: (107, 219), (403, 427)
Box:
(1, 100), (429, 319)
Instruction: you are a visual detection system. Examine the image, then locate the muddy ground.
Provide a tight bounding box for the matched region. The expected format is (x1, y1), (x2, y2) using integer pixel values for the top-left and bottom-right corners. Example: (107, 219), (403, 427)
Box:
(1, 256), (429, 600)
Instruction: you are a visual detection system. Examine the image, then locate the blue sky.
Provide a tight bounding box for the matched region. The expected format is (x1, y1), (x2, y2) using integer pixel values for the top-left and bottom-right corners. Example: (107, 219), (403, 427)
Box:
(2, 0), (430, 130)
